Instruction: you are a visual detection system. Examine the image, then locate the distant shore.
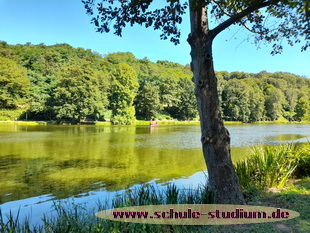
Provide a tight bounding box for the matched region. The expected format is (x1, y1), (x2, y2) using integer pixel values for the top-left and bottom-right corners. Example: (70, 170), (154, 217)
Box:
(0, 120), (309, 126)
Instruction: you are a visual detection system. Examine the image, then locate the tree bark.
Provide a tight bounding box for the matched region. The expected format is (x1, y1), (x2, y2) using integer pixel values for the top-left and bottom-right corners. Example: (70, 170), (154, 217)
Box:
(188, 0), (245, 204)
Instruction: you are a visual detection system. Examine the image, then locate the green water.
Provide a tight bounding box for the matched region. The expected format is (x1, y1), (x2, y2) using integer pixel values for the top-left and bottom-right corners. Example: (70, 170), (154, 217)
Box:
(0, 124), (309, 204)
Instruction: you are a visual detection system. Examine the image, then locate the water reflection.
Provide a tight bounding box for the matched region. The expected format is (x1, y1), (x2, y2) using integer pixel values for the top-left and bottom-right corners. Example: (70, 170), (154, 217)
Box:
(0, 124), (309, 204)
(0, 125), (206, 204)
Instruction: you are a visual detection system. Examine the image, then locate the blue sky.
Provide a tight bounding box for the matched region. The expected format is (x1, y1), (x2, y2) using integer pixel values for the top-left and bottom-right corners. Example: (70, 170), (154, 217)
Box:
(0, 0), (309, 77)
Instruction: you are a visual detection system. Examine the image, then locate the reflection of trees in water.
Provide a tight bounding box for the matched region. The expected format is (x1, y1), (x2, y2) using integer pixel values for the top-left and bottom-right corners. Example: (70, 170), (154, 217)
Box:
(0, 126), (205, 203)
(3, 124), (307, 203)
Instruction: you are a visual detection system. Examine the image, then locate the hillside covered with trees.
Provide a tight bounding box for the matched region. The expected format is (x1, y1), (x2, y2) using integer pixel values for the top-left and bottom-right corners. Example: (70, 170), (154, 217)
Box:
(0, 41), (309, 124)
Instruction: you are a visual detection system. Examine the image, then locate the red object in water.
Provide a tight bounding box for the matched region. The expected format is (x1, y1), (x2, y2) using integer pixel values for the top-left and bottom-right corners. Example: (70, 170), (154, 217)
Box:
(150, 122), (158, 126)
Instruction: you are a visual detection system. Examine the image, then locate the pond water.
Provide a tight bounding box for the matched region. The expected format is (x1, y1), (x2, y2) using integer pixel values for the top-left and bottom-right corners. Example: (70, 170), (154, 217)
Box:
(0, 123), (309, 224)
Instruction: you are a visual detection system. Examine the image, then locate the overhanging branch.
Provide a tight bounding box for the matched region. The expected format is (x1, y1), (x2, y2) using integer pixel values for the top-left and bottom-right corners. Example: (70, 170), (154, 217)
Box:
(211, 0), (280, 39)
(211, 0), (266, 35)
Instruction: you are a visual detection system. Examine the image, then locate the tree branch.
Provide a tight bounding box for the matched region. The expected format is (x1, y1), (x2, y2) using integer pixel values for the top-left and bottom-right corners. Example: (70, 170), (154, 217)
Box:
(211, 0), (280, 39)
(211, 0), (266, 35)
(239, 20), (265, 34)
(211, 0), (233, 18)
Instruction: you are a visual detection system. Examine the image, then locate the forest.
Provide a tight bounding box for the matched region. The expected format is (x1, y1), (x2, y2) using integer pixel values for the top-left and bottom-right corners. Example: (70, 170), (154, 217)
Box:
(0, 41), (309, 124)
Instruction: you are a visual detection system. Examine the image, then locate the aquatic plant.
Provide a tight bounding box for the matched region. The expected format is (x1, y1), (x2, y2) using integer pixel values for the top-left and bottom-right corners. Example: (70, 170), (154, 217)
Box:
(235, 143), (309, 191)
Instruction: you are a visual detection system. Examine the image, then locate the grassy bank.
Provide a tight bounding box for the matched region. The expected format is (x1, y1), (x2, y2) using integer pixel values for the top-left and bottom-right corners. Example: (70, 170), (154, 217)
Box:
(0, 143), (309, 232)
(252, 120), (310, 124)
(0, 119), (309, 126)
(94, 121), (112, 126)
(135, 120), (201, 126)
(0, 121), (49, 126)
(206, 177), (310, 233)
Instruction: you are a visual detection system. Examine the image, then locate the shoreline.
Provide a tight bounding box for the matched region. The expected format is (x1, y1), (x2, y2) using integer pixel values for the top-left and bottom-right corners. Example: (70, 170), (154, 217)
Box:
(0, 120), (309, 126)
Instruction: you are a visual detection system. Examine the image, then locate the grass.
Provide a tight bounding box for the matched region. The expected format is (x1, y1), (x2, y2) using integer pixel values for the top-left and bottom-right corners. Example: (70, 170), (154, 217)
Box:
(0, 121), (48, 126)
(223, 121), (243, 125)
(1, 119), (309, 126)
(136, 120), (242, 126)
(94, 122), (112, 126)
(235, 143), (310, 191)
(252, 119), (310, 124)
(135, 120), (150, 126)
(0, 184), (214, 233)
(137, 120), (201, 126)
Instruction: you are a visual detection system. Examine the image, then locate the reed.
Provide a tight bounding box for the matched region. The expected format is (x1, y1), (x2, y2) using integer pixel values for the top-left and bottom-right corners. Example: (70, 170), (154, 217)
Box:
(235, 143), (309, 191)
(0, 184), (213, 233)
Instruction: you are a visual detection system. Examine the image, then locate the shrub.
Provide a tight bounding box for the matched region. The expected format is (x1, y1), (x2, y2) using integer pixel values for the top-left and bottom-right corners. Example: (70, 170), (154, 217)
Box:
(0, 109), (26, 121)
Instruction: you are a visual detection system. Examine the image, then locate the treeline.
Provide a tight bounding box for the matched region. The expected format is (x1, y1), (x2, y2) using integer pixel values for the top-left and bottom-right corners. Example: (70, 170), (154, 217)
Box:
(0, 41), (309, 124)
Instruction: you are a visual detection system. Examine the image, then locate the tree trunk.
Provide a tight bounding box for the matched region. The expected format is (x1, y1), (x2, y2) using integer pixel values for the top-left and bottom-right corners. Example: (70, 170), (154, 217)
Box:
(188, 1), (245, 204)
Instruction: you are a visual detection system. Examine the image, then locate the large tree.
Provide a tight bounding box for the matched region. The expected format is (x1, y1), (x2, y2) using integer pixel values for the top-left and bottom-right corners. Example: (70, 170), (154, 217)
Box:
(110, 63), (139, 124)
(135, 84), (161, 120)
(176, 77), (198, 120)
(53, 59), (109, 123)
(222, 79), (251, 122)
(264, 84), (285, 120)
(82, 0), (309, 204)
(0, 57), (30, 109)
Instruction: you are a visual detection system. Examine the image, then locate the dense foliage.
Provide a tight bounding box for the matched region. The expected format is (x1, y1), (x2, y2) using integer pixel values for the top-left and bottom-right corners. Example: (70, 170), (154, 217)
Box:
(0, 41), (309, 123)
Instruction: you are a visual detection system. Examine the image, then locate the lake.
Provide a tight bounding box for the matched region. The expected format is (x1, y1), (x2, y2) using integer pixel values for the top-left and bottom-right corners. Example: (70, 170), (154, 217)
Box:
(0, 123), (309, 224)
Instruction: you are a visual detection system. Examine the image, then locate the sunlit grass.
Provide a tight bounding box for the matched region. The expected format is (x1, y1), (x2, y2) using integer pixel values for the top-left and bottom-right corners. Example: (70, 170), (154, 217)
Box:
(157, 121), (200, 125)
(0, 121), (47, 125)
(135, 120), (150, 125)
(135, 120), (201, 126)
(94, 122), (112, 126)
(223, 121), (243, 125)
(1, 119), (309, 126)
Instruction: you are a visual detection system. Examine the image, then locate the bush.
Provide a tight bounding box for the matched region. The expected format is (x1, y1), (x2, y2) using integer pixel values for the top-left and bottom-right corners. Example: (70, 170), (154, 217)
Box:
(0, 109), (26, 121)
(111, 106), (136, 125)
(155, 113), (173, 120)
